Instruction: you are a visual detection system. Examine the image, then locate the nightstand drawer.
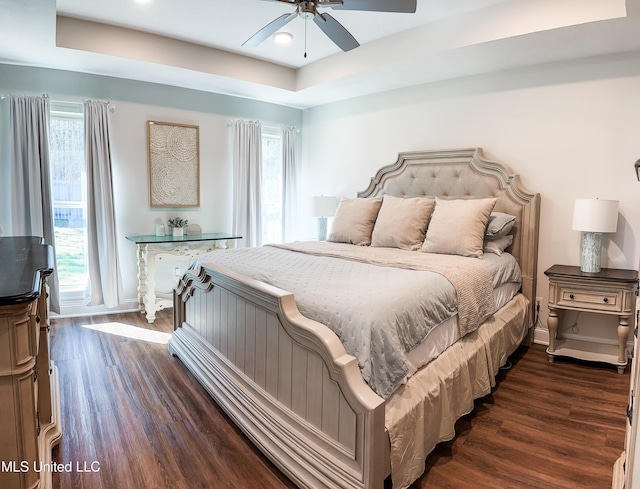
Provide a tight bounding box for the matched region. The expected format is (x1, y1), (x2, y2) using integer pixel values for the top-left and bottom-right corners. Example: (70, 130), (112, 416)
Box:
(557, 285), (623, 313)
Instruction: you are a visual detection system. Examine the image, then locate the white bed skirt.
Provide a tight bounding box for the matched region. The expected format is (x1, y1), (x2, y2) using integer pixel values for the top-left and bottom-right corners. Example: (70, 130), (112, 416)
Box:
(385, 293), (529, 488)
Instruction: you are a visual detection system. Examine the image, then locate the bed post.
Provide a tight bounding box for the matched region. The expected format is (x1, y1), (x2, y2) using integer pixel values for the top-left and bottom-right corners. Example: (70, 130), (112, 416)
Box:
(173, 289), (184, 333)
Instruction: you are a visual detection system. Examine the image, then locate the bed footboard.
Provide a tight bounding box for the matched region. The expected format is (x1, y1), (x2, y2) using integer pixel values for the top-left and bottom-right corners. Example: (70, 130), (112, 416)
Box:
(169, 264), (386, 489)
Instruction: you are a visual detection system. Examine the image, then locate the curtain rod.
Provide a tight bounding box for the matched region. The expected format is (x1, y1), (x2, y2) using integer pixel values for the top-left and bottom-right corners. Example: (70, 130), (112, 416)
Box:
(1, 95), (115, 112)
(82, 99), (116, 112)
(227, 120), (299, 133)
(227, 119), (260, 127)
(1, 93), (49, 100)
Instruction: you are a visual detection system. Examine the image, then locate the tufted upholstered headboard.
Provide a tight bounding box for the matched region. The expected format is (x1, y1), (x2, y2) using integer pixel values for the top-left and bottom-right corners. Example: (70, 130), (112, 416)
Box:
(358, 148), (540, 326)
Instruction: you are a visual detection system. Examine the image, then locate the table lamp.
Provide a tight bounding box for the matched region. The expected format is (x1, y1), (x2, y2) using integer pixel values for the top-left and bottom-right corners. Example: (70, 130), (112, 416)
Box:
(572, 198), (618, 273)
(312, 195), (337, 241)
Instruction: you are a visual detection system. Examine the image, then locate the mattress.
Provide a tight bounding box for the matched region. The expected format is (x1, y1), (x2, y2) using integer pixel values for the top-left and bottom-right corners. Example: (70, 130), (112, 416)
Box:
(192, 242), (522, 398)
(404, 281), (520, 378)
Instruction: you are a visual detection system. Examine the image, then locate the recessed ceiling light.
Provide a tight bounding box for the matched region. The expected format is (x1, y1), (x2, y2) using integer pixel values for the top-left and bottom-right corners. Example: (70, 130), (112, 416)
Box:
(135, 0), (152, 3)
(273, 32), (293, 44)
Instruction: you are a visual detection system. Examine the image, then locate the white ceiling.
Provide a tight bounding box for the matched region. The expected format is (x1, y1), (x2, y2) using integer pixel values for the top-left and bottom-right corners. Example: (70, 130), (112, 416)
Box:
(1, 0), (639, 108)
(56, 0), (508, 69)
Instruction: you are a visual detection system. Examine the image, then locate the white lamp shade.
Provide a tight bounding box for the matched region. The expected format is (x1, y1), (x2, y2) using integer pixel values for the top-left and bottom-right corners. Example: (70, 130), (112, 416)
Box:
(572, 199), (618, 233)
(312, 196), (338, 217)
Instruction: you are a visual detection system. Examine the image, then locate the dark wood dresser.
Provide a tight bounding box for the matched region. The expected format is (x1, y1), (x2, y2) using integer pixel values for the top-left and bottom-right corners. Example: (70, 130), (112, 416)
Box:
(0, 236), (61, 489)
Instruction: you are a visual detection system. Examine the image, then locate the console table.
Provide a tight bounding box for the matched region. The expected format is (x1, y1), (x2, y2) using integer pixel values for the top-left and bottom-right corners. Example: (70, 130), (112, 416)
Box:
(0, 236), (61, 489)
(126, 233), (241, 323)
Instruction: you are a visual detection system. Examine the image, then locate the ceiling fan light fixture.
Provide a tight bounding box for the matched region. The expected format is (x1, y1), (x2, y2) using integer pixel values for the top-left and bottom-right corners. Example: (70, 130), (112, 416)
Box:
(274, 31), (294, 44)
(243, 0), (416, 53)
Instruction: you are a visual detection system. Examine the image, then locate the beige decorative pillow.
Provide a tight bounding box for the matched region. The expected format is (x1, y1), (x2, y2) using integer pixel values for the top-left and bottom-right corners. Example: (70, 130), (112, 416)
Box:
(421, 197), (497, 257)
(371, 195), (435, 250)
(327, 197), (383, 246)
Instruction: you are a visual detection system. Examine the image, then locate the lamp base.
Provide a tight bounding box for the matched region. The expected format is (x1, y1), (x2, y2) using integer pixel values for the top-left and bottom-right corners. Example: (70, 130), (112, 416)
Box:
(580, 232), (603, 273)
(317, 217), (328, 241)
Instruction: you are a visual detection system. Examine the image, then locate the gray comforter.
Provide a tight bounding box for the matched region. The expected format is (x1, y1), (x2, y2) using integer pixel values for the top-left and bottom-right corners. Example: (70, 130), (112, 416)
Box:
(192, 242), (521, 398)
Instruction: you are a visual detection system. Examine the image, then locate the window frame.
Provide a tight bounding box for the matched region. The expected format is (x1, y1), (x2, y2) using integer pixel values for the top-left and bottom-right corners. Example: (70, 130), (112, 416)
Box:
(49, 101), (88, 299)
(261, 126), (284, 245)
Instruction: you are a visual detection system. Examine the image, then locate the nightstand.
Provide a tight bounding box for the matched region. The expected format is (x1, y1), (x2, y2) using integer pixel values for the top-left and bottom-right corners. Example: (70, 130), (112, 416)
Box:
(544, 265), (638, 373)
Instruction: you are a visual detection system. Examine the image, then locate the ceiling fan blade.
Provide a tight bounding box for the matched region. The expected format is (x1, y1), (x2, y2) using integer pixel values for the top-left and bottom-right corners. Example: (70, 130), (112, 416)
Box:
(313, 13), (359, 52)
(331, 0), (416, 13)
(243, 11), (298, 47)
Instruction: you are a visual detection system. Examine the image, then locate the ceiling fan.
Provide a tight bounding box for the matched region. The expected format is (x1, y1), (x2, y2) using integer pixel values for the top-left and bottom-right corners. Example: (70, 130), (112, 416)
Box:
(243, 0), (417, 53)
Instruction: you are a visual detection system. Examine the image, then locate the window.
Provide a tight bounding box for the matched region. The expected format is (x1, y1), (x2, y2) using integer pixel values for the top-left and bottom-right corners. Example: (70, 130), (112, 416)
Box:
(49, 103), (87, 289)
(261, 127), (283, 245)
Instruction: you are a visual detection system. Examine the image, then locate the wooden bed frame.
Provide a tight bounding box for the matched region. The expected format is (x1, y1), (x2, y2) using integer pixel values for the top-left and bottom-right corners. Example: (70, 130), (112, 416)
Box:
(169, 148), (540, 488)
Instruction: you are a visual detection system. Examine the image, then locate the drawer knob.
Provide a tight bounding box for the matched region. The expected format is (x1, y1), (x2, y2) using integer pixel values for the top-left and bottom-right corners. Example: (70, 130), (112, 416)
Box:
(569, 294), (574, 299)
(603, 297), (609, 303)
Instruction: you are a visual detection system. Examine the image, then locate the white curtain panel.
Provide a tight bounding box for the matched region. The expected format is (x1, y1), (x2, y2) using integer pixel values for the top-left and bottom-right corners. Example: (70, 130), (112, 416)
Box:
(84, 100), (125, 308)
(9, 94), (60, 313)
(232, 120), (263, 248)
(281, 126), (297, 243)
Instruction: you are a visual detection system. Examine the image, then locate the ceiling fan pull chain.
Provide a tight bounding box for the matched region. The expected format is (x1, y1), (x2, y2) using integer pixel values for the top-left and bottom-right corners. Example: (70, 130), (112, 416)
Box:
(304, 15), (308, 58)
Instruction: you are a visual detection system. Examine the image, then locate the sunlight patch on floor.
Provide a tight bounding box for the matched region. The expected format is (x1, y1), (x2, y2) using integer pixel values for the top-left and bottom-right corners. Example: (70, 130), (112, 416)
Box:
(80, 322), (171, 344)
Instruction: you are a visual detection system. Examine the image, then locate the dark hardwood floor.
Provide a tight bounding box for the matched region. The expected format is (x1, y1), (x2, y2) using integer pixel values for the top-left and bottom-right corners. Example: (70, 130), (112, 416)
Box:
(50, 309), (629, 489)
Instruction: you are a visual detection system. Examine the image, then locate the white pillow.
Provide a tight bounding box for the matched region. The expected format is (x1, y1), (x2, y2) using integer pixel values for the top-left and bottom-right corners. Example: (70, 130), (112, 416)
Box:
(421, 197), (497, 257)
(371, 195), (435, 250)
(327, 197), (382, 246)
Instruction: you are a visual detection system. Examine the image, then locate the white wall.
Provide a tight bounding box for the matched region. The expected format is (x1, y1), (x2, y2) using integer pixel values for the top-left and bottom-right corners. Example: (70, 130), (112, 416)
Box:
(3, 54), (639, 343)
(0, 64), (302, 315)
(300, 52), (640, 345)
(109, 101), (235, 309)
